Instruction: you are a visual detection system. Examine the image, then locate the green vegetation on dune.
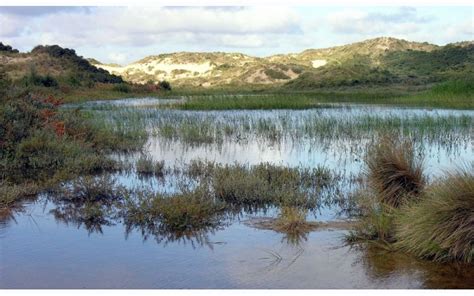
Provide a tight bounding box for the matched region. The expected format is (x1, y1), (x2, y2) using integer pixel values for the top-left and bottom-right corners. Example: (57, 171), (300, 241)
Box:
(0, 43), (171, 103)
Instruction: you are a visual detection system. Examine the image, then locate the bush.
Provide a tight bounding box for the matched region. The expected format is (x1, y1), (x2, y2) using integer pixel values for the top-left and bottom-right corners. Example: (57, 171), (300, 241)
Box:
(395, 168), (474, 263)
(158, 80), (171, 91)
(264, 68), (290, 80)
(112, 83), (131, 93)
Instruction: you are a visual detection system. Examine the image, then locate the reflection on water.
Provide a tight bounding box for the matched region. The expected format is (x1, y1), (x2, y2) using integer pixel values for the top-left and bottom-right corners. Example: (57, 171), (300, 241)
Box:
(2, 203), (473, 288)
(1, 100), (473, 288)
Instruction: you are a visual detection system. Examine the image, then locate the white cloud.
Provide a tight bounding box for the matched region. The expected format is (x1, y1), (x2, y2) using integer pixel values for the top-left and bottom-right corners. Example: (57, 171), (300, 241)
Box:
(0, 7), (301, 49)
(327, 7), (432, 35)
(107, 52), (127, 64)
(0, 14), (25, 37)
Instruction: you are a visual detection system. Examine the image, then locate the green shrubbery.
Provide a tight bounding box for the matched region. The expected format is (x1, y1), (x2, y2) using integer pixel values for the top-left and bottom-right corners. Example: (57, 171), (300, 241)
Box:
(158, 80), (172, 91)
(112, 83), (131, 93)
(264, 68), (290, 80)
(22, 68), (59, 87)
(0, 79), (144, 207)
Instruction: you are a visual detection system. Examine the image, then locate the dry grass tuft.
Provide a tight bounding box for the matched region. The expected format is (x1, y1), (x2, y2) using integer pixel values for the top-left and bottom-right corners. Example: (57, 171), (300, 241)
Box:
(365, 136), (425, 208)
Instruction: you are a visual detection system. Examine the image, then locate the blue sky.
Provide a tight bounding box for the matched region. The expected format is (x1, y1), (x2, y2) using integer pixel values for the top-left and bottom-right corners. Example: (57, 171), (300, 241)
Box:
(0, 6), (472, 64)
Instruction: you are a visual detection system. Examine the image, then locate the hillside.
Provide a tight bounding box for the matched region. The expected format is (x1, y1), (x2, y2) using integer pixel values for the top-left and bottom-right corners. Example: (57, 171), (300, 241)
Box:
(0, 43), (124, 86)
(90, 37), (473, 89)
(2, 37), (472, 92)
(94, 51), (306, 87)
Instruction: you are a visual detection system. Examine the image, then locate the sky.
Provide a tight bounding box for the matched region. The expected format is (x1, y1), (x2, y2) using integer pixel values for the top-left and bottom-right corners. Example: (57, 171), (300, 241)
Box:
(0, 6), (472, 64)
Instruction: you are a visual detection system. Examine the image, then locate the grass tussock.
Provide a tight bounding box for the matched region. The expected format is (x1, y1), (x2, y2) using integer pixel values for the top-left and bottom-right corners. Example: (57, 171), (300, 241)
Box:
(124, 186), (226, 233)
(274, 206), (312, 234)
(395, 168), (474, 263)
(0, 182), (40, 209)
(136, 155), (165, 176)
(365, 136), (425, 208)
(57, 175), (126, 204)
(211, 163), (332, 210)
(346, 190), (397, 244)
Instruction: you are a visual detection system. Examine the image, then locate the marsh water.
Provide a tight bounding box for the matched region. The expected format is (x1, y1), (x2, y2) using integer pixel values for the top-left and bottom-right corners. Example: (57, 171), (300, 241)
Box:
(1, 98), (473, 288)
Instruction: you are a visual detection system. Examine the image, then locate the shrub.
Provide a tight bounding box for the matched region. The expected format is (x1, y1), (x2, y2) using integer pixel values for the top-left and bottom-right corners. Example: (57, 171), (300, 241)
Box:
(365, 136), (425, 208)
(158, 80), (171, 91)
(112, 83), (131, 93)
(264, 68), (290, 80)
(395, 168), (474, 263)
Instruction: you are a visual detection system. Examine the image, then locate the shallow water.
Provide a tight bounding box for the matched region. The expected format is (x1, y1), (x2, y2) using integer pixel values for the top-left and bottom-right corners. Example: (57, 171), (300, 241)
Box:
(1, 200), (473, 288)
(1, 99), (473, 288)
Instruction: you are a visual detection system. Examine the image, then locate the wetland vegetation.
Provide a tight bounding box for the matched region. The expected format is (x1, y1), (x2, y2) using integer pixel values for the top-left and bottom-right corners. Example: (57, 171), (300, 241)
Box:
(1, 40), (473, 289)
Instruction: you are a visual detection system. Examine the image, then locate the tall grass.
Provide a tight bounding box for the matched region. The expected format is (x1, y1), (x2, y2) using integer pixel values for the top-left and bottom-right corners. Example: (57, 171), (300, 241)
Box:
(395, 167), (474, 263)
(365, 136), (425, 208)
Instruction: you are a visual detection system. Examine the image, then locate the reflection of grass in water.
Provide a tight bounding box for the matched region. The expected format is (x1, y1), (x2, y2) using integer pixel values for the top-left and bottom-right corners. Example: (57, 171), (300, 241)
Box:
(122, 185), (228, 248)
(46, 162), (338, 245)
(275, 207), (312, 246)
(356, 242), (474, 288)
(0, 182), (40, 210)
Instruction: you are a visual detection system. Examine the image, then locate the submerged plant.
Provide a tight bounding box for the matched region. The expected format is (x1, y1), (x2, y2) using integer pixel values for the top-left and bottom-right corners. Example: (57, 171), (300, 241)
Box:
(395, 167), (474, 263)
